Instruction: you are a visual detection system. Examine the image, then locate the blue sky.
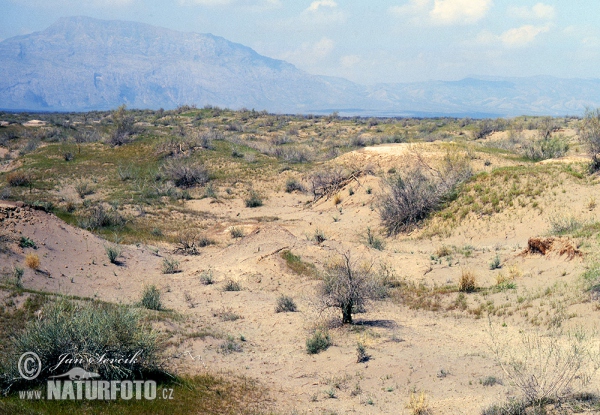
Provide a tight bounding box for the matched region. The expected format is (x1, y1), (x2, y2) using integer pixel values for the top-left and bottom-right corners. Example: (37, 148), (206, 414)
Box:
(1, 0), (599, 84)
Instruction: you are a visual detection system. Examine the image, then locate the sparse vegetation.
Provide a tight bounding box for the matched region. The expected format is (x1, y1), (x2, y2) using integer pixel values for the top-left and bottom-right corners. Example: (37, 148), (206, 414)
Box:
(24, 253), (39, 270)
(244, 190), (263, 208)
(458, 269), (477, 293)
(223, 279), (241, 291)
(379, 151), (471, 235)
(0, 298), (164, 391)
(321, 252), (379, 324)
(162, 257), (180, 274)
(104, 244), (122, 264)
(140, 285), (162, 310)
(306, 329), (331, 354)
(275, 295), (297, 313)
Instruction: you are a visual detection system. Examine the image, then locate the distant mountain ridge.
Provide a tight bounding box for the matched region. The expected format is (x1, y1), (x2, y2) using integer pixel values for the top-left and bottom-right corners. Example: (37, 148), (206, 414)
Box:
(1, 16), (599, 117)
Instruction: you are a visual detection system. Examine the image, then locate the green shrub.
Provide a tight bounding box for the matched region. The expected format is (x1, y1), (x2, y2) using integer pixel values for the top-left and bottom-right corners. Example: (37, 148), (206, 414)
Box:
(275, 295), (297, 313)
(223, 279), (241, 292)
(489, 255), (501, 270)
(0, 299), (164, 391)
(285, 179), (304, 193)
(6, 171), (31, 187)
(18, 237), (36, 249)
(245, 191), (263, 208)
(162, 257), (180, 274)
(366, 227), (384, 251)
(230, 227), (244, 238)
(140, 285), (162, 310)
(200, 269), (214, 285)
(306, 330), (331, 354)
(105, 244), (122, 264)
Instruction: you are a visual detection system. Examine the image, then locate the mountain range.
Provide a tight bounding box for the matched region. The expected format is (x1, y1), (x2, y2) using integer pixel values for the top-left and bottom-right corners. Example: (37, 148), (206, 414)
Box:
(1, 16), (599, 117)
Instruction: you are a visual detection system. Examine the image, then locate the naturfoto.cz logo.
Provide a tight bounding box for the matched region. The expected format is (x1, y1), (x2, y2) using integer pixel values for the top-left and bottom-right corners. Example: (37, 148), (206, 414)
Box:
(16, 351), (173, 401)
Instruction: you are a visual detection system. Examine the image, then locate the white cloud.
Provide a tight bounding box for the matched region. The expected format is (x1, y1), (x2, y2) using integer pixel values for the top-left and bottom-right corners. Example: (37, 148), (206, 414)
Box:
(388, 0), (430, 17)
(340, 55), (361, 68)
(429, 0), (492, 25)
(305, 0), (337, 12)
(279, 37), (335, 67)
(508, 3), (555, 20)
(180, 0), (280, 7)
(500, 24), (549, 47)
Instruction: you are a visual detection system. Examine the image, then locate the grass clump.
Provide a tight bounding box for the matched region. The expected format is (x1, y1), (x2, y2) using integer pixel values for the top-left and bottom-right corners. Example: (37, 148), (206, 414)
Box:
(458, 269), (477, 293)
(18, 236), (36, 249)
(162, 257), (180, 274)
(6, 171), (31, 187)
(162, 160), (209, 188)
(9, 266), (24, 289)
(223, 279), (241, 292)
(0, 298), (165, 391)
(24, 254), (40, 270)
(230, 226), (244, 239)
(356, 342), (369, 363)
(199, 269), (214, 285)
(245, 191), (263, 208)
(275, 295), (297, 313)
(285, 178), (304, 193)
(549, 214), (583, 235)
(140, 285), (162, 310)
(407, 391), (431, 415)
(366, 227), (385, 250)
(306, 329), (331, 354)
(280, 250), (316, 277)
(74, 180), (95, 198)
(105, 244), (122, 264)
(489, 254), (501, 270)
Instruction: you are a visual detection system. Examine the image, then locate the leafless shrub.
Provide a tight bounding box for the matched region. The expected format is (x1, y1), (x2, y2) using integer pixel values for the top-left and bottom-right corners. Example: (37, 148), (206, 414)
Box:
(309, 167), (364, 201)
(489, 322), (600, 406)
(320, 252), (380, 324)
(6, 171), (32, 187)
(175, 230), (202, 255)
(161, 160), (209, 188)
(109, 105), (136, 146)
(379, 151), (471, 235)
(579, 108), (600, 172)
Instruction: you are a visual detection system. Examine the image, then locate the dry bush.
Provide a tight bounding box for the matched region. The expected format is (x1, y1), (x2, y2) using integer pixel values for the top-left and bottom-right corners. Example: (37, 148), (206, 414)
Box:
(407, 391), (432, 415)
(25, 253), (40, 270)
(321, 252), (379, 324)
(162, 160), (209, 188)
(490, 323), (600, 405)
(309, 167), (362, 202)
(579, 108), (600, 172)
(458, 269), (477, 293)
(379, 150), (471, 236)
(174, 230), (211, 255)
(109, 105), (136, 146)
(6, 171), (31, 187)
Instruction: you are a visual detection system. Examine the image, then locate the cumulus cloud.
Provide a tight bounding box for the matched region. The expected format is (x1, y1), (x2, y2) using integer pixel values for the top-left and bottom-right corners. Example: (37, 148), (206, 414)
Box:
(508, 3), (555, 20)
(388, 0), (430, 17)
(429, 0), (492, 25)
(500, 24), (550, 47)
(390, 0), (491, 25)
(305, 0), (337, 12)
(181, 0), (280, 7)
(340, 55), (361, 68)
(279, 37), (335, 67)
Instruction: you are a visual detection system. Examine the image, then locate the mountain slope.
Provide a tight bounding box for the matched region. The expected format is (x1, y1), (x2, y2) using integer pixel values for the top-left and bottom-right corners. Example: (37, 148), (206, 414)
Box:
(1, 16), (600, 116)
(0, 16), (370, 113)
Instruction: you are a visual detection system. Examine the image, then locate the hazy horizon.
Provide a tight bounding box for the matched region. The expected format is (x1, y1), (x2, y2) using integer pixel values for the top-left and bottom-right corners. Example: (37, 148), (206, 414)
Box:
(2, 1), (600, 86)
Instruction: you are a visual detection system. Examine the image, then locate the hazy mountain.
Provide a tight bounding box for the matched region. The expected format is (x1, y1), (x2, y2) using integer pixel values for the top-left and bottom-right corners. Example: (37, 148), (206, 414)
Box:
(1, 16), (600, 117)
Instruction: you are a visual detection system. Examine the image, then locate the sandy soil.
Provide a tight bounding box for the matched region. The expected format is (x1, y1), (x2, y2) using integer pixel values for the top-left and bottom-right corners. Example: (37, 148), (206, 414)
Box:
(2, 142), (599, 414)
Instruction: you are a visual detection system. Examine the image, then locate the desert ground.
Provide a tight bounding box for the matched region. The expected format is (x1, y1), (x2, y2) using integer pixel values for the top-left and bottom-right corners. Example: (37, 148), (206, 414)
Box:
(1, 108), (600, 414)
